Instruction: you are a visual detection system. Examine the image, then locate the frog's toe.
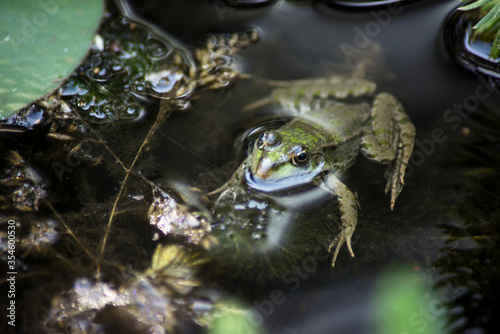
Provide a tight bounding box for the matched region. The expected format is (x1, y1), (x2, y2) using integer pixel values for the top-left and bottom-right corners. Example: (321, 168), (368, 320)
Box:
(328, 226), (355, 267)
(388, 180), (402, 211)
(384, 162), (404, 210)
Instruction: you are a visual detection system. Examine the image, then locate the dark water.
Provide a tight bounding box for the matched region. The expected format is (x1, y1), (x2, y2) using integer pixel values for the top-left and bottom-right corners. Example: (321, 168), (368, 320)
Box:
(131, 0), (500, 333)
(2, 0), (500, 333)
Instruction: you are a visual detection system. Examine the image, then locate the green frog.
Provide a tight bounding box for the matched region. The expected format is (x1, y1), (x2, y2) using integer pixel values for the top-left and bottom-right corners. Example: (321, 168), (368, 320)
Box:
(209, 75), (416, 267)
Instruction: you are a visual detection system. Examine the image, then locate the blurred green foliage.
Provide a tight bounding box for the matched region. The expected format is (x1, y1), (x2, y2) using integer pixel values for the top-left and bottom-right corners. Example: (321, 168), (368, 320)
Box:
(373, 265), (449, 334)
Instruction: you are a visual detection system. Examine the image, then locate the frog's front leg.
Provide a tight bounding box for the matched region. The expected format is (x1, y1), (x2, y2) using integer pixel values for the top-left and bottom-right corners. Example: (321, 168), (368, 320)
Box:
(207, 157), (248, 197)
(361, 93), (415, 210)
(320, 174), (359, 267)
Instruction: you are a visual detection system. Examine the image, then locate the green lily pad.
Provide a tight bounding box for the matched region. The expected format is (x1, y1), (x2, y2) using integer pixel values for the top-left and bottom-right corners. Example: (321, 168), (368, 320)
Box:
(0, 0), (103, 120)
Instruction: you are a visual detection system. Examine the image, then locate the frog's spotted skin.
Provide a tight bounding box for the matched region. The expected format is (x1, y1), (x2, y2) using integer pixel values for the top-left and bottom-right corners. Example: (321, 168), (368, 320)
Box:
(271, 76), (377, 108)
(211, 75), (416, 267)
(359, 92), (415, 210)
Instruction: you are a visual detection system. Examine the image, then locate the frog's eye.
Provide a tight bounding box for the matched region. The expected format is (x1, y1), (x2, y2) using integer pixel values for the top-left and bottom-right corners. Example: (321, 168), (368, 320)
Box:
(292, 148), (310, 166)
(257, 131), (280, 149)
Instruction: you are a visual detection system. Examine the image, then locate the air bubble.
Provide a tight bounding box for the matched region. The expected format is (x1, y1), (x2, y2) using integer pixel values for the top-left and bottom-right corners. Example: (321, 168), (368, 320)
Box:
(146, 38), (171, 60)
(144, 69), (185, 95)
(61, 78), (90, 96)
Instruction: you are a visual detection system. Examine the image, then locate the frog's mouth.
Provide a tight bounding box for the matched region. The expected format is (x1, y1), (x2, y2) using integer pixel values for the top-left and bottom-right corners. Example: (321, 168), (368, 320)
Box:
(245, 161), (325, 192)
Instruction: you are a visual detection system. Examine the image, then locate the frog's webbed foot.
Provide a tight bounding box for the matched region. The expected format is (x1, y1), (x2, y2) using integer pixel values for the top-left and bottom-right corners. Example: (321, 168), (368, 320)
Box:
(206, 183), (229, 197)
(321, 174), (359, 267)
(360, 93), (415, 210)
(384, 141), (409, 210)
(328, 222), (355, 268)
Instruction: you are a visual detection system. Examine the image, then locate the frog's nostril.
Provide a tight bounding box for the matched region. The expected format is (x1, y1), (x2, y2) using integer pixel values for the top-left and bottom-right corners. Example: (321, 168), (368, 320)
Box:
(252, 158), (273, 179)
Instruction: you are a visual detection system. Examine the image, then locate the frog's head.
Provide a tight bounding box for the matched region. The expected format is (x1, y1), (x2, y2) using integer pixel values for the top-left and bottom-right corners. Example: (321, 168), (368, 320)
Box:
(248, 128), (325, 191)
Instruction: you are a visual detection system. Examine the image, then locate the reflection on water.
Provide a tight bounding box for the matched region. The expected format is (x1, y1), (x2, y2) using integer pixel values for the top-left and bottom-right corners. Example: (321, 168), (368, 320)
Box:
(2, 0), (500, 333)
(153, 1), (500, 333)
(443, 3), (500, 88)
(323, 0), (425, 10)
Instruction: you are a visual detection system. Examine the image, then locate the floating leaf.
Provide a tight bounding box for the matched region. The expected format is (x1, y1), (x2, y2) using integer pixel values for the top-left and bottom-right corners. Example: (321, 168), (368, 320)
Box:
(0, 0), (103, 119)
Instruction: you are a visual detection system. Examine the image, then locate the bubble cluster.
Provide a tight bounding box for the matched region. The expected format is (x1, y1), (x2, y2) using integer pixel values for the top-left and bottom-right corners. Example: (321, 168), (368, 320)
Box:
(60, 16), (194, 123)
(194, 29), (259, 91)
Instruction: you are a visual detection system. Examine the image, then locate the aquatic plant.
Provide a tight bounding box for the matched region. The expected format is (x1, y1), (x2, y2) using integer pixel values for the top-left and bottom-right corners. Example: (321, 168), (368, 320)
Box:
(461, 0), (500, 59)
(435, 103), (500, 332)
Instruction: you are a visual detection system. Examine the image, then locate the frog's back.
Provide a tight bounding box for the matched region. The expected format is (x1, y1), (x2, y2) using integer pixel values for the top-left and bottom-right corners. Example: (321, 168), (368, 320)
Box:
(299, 100), (370, 145)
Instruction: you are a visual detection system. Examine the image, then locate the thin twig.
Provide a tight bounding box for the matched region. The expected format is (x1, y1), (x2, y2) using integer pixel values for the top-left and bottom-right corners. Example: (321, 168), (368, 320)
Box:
(97, 106), (172, 278)
(47, 200), (98, 264)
